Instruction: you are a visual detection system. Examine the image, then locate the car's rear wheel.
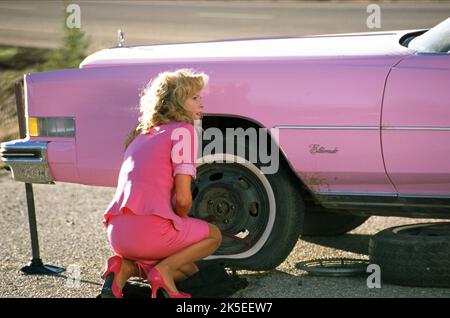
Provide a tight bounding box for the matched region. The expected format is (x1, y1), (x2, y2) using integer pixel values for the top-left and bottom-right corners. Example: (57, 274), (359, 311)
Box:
(191, 153), (304, 270)
(301, 206), (369, 236)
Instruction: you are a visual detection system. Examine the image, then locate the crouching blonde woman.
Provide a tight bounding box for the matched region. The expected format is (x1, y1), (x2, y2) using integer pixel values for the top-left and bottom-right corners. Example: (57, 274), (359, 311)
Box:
(100, 69), (222, 298)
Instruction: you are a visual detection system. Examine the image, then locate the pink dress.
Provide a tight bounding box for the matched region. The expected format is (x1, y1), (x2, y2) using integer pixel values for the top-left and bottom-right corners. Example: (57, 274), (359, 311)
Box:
(103, 122), (209, 264)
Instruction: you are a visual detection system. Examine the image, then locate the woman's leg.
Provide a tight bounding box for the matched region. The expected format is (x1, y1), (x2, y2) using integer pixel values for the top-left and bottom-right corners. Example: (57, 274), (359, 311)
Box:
(109, 216), (218, 292)
(173, 262), (199, 282)
(154, 223), (222, 292)
(114, 258), (138, 290)
(122, 261), (198, 282)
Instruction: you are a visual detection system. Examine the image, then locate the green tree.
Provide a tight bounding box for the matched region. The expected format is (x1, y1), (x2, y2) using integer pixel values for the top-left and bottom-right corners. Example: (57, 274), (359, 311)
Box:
(46, 2), (90, 69)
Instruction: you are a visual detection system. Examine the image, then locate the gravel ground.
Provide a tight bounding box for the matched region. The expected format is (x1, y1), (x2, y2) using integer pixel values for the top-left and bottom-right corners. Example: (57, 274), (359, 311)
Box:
(1, 169), (449, 298)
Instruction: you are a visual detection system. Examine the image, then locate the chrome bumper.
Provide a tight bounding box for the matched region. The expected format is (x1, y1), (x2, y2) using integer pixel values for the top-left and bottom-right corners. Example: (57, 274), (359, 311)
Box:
(0, 140), (54, 184)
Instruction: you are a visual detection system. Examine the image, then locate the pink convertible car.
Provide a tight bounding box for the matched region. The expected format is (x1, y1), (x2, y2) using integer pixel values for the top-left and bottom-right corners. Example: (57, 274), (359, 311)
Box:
(2, 18), (450, 270)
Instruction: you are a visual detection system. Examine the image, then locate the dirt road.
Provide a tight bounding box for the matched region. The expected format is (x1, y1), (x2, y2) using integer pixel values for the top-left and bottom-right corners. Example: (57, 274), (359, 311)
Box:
(0, 1), (449, 53)
(1, 170), (449, 298)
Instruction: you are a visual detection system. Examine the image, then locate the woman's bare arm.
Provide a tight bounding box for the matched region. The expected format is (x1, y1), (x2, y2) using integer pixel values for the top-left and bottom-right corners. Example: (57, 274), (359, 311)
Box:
(174, 174), (193, 218)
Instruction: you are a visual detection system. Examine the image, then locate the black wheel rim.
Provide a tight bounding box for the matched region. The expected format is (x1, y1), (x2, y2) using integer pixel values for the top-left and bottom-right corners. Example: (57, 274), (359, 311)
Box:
(191, 162), (270, 255)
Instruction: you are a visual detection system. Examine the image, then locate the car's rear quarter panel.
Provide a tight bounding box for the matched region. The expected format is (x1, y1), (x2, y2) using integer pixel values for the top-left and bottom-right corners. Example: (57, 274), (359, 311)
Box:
(27, 67), (150, 186)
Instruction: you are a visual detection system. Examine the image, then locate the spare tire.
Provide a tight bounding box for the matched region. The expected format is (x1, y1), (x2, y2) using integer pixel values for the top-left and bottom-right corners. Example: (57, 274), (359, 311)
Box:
(369, 222), (450, 288)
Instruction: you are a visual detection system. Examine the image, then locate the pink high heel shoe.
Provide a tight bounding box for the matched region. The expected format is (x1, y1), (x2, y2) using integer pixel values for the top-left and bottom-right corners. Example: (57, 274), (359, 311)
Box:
(100, 255), (124, 298)
(148, 267), (191, 298)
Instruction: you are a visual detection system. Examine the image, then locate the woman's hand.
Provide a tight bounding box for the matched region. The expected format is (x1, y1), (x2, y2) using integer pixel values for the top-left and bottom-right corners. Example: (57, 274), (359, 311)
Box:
(173, 174), (193, 218)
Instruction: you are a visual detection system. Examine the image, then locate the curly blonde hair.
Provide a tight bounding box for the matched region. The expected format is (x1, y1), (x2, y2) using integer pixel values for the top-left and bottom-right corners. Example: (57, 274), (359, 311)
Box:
(125, 69), (209, 148)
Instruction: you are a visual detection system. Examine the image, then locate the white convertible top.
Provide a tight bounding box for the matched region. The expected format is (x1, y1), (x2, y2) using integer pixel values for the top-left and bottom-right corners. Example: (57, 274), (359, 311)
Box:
(80, 30), (418, 68)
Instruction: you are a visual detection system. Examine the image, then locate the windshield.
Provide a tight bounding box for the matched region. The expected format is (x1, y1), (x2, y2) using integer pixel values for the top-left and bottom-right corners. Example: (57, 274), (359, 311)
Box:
(408, 17), (450, 53)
